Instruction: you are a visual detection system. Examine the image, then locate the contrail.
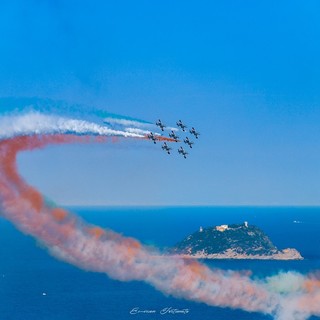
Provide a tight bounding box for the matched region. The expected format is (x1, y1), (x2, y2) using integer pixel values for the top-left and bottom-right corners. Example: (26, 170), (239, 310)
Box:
(0, 110), (319, 320)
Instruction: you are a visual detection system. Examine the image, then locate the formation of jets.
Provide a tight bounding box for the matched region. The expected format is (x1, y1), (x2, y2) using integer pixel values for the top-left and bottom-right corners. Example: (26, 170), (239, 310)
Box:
(147, 119), (200, 159)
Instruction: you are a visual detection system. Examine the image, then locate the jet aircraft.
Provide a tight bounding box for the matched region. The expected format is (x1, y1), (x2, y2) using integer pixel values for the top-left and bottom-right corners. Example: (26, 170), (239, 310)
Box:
(183, 137), (194, 148)
(156, 119), (165, 131)
(147, 132), (158, 144)
(169, 130), (179, 142)
(176, 120), (187, 131)
(161, 142), (172, 154)
(189, 127), (200, 139)
(178, 146), (188, 159)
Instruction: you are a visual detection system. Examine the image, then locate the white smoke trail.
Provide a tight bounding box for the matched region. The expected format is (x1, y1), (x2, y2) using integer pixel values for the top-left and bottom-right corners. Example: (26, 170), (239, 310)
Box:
(103, 117), (179, 132)
(124, 127), (155, 135)
(103, 117), (153, 128)
(0, 112), (144, 139)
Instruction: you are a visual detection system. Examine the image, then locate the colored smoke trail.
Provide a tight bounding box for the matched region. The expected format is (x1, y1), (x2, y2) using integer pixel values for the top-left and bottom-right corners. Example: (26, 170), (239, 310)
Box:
(0, 110), (320, 319)
(0, 134), (277, 316)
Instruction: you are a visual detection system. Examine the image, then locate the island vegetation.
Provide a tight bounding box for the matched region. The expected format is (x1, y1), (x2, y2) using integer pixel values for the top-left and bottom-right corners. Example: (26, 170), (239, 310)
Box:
(170, 222), (302, 260)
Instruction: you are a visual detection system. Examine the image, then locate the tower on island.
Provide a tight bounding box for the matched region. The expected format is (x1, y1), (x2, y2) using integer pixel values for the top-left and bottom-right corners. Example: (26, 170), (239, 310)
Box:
(244, 221), (248, 228)
(199, 226), (203, 232)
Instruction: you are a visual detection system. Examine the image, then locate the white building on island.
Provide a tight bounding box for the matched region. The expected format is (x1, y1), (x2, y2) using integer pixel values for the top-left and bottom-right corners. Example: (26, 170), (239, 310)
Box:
(216, 224), (229, 232)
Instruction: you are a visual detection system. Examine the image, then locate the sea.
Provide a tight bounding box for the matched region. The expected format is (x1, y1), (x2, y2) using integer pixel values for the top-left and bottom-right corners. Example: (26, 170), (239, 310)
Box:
(1, 206), (320, 320)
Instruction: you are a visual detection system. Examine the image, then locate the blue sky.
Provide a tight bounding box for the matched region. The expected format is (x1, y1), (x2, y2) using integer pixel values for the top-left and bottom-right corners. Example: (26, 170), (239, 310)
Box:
(1, 1), (320, 205)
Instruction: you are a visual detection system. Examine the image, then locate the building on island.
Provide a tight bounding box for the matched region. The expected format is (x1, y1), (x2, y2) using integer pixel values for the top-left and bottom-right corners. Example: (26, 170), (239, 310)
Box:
(216, 224), (229, 232)
(199, 226), (203, 232)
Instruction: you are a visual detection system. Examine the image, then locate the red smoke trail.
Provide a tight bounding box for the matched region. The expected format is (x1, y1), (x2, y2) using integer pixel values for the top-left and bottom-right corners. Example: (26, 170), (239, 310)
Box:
(1, 134), (320, 319)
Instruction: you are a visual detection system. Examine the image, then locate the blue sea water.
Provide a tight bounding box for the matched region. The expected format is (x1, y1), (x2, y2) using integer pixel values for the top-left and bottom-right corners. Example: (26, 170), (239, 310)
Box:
(0, 207), (320, 320)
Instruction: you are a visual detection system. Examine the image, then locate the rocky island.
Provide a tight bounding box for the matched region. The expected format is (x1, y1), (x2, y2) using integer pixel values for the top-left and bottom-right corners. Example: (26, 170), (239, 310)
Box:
(170, 222), (303, 260)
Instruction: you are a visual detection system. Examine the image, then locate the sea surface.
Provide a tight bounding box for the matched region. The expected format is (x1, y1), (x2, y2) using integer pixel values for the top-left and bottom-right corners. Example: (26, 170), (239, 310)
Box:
(0, 206), (320, 320)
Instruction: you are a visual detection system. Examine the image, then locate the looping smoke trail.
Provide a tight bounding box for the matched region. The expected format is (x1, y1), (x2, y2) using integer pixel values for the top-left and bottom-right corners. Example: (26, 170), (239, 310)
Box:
(0, 112), (320, 319)
(0, 135), (275, 310)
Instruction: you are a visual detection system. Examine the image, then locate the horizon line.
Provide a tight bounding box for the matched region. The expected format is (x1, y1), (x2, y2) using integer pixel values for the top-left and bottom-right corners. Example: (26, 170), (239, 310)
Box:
(61, 204), (320, 208)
